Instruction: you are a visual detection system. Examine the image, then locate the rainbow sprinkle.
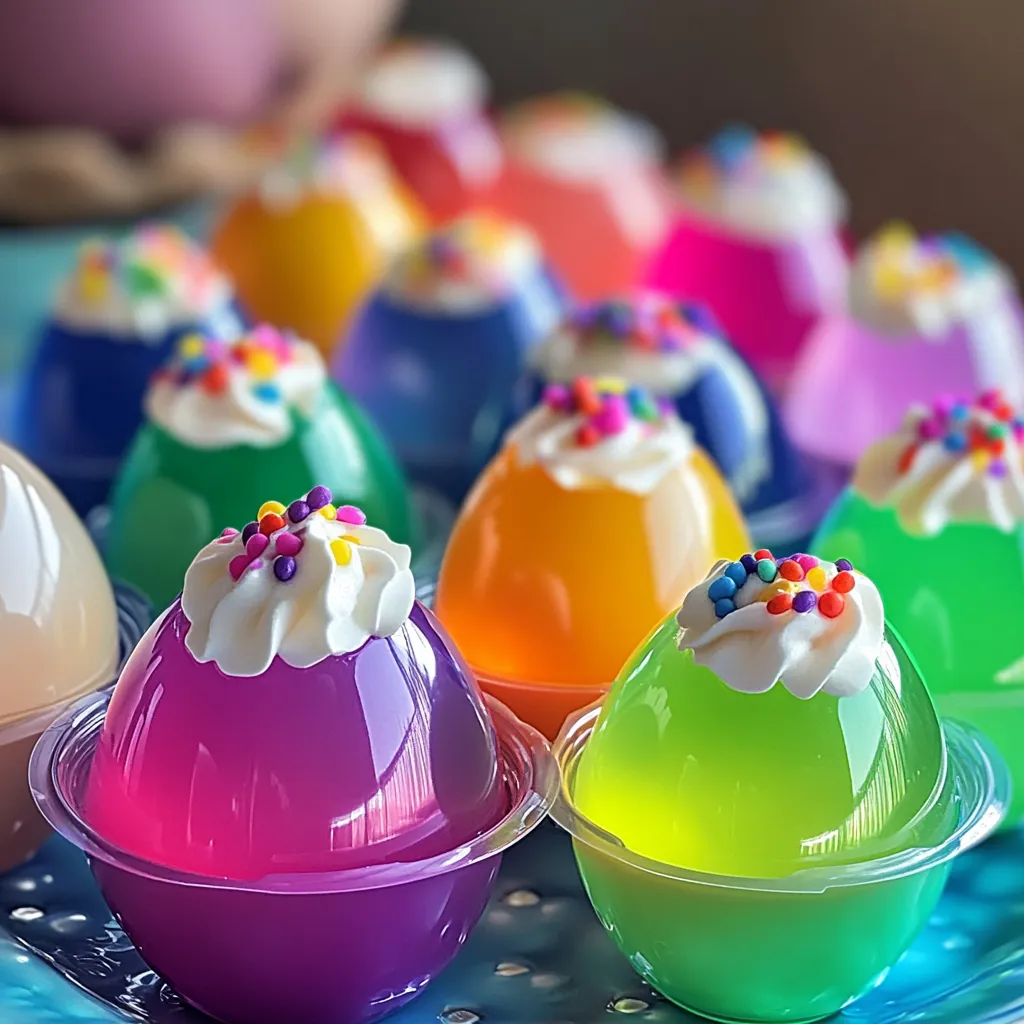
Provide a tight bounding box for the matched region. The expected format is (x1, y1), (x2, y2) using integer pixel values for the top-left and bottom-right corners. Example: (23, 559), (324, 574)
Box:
(708, 551), (856, 620)
(72, 224), (222, 309)
(220, 486), (367, 583)
(568, 295), (721, 353)
(153, 325), (301, 404)
(869, 223), (996, 301)
(898, 390), (1024, 480)
(542, 376), (672, 448)
(679, 124), (808, 188)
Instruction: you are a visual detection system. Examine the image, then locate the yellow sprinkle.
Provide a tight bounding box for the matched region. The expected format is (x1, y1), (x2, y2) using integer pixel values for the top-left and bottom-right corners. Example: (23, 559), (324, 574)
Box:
(247, 349), (279, 380)
(806, 566), (827, 592)
(757, 579), (798, 603)
(971, 449), (991, 470)
(330, 539), (352, 566)
(257, 500), (286, 520)
(178, 334), (205, 360)
(319, 504), (337, 521)
(878, 221), (916, 249)
(342, 534), (361, 545)
(593, 376), (627, 394)
(874, 263), (908, 300)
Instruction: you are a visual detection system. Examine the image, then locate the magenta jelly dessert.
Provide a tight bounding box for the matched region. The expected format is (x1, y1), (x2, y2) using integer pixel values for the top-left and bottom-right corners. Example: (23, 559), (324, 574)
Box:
(787, 223), (1024, 468)
(30, 486), (555, 1024)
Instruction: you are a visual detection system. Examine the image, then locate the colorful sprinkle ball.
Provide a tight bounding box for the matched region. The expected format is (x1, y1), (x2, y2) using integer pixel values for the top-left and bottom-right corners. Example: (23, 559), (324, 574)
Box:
(73, 224), (221, 309)
(708, 551), (857, 620)
(152, 324), (303, 404)
(542, 375), (672, 448)
(870, 222), (995, 301)
(568, 294), (723, 354)
(221, 486), (367, 583)
(679, 124), (808, 191)
(898, 390), (1024, 480)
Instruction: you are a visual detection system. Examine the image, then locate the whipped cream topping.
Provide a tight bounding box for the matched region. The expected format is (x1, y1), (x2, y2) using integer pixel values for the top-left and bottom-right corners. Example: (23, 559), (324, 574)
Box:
(356, 38), (488, 127)
(848, 223), (1017, 338)
(383, 213), (542, 313)
(145, 324), (326, 449)
(677, 553), (885, 699)
(182, 488), (415, 677)
(502, 92), (663, 180)
(506, 376), (693, 494)
(853, 392), (1024, 535)
(676, 124), (847, 240)
(54, 225), (233, 340)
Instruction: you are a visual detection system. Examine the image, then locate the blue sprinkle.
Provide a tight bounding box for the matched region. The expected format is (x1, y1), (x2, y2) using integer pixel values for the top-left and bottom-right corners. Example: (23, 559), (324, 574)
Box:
(253, 382), (281, 403)
(714, 598), (736, 619)
(949, 403), (969, 421)
(707, 124), (757, 170)
(724, 561), (748, 588)
(944, 432), (967, 452)
(740, 553), (758, 574)
(941, 232), (991, 274)
(708, 576), (738, 602)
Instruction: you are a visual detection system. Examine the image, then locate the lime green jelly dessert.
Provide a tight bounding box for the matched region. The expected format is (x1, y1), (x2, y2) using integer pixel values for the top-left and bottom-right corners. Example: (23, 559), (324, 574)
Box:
(555, 552), (1002, 1024)
(106, 325), (414, 611)
(814, 390), (1024, 825)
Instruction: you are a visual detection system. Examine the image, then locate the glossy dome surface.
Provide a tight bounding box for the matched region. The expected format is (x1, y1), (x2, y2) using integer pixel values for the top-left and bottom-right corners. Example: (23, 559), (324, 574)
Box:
(572, 614), (955, 878)
(435, 447), (748, 688)
(0, 441), (118, 725)
(84, 600), (507, 880)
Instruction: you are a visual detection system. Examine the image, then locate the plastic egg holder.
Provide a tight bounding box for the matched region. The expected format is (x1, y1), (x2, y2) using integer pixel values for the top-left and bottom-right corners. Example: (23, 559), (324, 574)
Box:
(335, 213), (565, 503)
(646, 126), (849, 391)
(31, 490), (555, 1024)
(786, 226), (1024, 467)
(814, 390), (1024, 826)
(435, 377), (749, 740)
(551, 555), (1008, 1024)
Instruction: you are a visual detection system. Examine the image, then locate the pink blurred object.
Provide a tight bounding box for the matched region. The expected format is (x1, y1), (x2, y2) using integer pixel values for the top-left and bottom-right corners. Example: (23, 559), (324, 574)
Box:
(0, 0), (279, 140)
(645, 214), (849, 391)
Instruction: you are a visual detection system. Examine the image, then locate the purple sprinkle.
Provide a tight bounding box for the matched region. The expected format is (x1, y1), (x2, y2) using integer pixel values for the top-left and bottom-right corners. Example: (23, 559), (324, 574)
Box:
(274, 555), (297, 582)
(306, 485), (332, 511)
(792, 591), (817, 613)
(288, 499), (311, 524)
(739, 553), (758, 574)
(835, 558), (853, 573)
(990, 460), (1008, 478)
(241, 521), (259, 544)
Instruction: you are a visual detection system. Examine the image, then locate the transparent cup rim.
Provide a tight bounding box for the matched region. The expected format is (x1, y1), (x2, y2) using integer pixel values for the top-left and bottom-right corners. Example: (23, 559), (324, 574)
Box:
(550, 702), (1009, 894)
(30, 688), (557, 896)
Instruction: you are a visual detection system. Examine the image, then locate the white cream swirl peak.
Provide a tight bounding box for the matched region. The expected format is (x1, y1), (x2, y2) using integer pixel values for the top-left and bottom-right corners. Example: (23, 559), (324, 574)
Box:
(506, 375), (693, 495)
(676, 552), (885, 699)
(182, 486), (415, 677)
(144, 325), (326, 449)
(853, 391), (1024, 535)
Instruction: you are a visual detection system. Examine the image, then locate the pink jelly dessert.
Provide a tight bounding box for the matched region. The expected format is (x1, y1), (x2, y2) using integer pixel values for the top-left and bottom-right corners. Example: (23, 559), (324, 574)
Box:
(786, 223), (1024, 468)
(646, 125), (849, 390)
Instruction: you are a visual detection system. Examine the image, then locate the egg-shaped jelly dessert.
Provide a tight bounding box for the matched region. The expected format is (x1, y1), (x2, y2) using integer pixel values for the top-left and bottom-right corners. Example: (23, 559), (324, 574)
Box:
(813, 391), (1024, 826)
(13, 225), (242, 516)
(521, 293), (828, 549)
(787, 224), (1024, 468)
(31, 488), (554, 1024)
(338, 37), (503, 223)
(435, 376), (749, 739)
(490, 92), (674, 301)
(553, 556), (1007, 1023)
(336, 212), (565, 501)
(646, 125), (849, 391)
(211, 135), (425, 357)
(105, 325), (414, 612)
(0, 439), (119, 870)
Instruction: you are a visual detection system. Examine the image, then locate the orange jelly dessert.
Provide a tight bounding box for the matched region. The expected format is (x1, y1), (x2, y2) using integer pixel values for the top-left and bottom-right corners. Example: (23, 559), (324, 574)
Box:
(435, 376), (749, 738)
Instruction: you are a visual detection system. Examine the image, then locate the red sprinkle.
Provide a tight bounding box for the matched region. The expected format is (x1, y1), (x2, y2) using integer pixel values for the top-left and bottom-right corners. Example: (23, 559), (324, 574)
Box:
(753, 548), (773, 561)
(201, 364), (230, 395)
(766, 593), (793, 615)
(259, 513), (287, 536)
(897, 445), (918, 474)
(778, 560), (804, 582)
(576, 423), (600, 447)
(818, 591), (846, 618)
(573, 378), (602, 417)
(832, 570), (856, 593)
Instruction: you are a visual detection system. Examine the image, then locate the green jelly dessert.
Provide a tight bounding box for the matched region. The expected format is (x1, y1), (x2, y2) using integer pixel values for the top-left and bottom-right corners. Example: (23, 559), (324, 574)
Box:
(106, 325), (414, 611)
(814, 390), (1024, 825)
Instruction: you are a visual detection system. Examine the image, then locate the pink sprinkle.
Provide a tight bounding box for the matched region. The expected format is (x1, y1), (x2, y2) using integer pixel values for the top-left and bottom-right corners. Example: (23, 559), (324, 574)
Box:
(245, 533), (269, 558)
(543, 384), (571, 412)
(217, 527), (239, 544)
(794, 554), (820, 571)
(593, 394), (630, 435)
(228, 554), (251, 581)
(978, 389), (1001, 410)
(336, 505), (367, 526)
(933, 394), (956, 416)
(276, 532), (303, 557)
(918, 417), (943, 441)
(249, 558), (265, 572)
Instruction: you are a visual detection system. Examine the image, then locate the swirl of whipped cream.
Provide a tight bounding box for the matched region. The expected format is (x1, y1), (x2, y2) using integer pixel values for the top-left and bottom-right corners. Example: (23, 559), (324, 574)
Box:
(853, 393), (1024, 535)
(506, 377), (693, 494)
(502, 93), (663, 180)
(182, 491), (416, 677)
(356, 38), (488, 127)
(53, 225), (233, 341)
(145, 326), (326, 449)
(676, 125), (846, 240)
(847, 224), (1017, 339)
(677, 555), (885, 699)
(383, 213), (542, 313)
